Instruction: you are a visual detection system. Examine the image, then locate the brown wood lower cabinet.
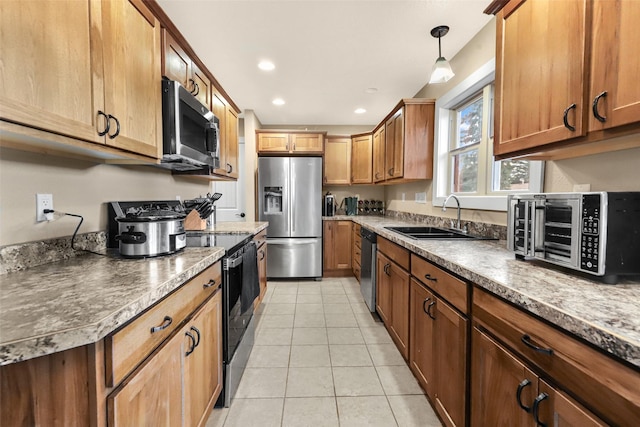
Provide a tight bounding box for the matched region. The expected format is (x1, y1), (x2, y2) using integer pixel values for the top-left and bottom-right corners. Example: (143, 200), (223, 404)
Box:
(109, 288), (222, 427)
(410, 278), (467, 427)
(471, 327), (606, 427)
(323, 221), (352, 277)
(351, 223), (361, 281)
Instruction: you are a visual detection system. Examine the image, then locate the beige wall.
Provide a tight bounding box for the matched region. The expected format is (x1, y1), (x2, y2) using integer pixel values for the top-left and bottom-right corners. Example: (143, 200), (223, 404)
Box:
(243, 110), (262, 221)
(0, 148), (211, 246)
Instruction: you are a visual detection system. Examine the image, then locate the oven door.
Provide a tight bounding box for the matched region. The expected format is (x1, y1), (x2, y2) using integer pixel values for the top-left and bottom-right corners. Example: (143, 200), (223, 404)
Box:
(540, 197), (581, 267)
(223, 250), (253, 362)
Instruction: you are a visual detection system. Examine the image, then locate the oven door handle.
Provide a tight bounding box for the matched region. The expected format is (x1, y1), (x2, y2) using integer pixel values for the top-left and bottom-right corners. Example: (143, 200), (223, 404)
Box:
(225, 255), (244, 270)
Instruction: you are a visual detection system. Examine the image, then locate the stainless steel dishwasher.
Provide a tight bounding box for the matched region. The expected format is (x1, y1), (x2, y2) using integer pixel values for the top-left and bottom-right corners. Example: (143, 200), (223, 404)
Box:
(359, 227), (377, 312)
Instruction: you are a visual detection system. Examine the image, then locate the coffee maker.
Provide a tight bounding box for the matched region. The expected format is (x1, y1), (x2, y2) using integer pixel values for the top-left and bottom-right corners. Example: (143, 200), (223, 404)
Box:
(323, 193), (336, 216)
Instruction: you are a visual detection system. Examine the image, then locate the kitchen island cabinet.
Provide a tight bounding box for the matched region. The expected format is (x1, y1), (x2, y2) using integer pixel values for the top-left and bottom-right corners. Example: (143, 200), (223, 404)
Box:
(0, 0), (163, 160)
(490, 0), (640, 160)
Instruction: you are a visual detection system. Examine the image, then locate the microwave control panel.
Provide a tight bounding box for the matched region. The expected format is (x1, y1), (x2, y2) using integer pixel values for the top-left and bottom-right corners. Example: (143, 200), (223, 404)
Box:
(580, 194), (601, 273)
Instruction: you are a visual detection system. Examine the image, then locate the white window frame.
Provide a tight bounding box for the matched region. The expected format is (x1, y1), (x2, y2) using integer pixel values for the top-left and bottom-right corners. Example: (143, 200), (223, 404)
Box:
(432, 59), (544, 211)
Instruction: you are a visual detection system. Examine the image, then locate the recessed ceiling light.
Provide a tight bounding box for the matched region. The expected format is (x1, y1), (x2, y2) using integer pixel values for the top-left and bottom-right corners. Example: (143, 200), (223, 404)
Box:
(272, 98), (285, 106)
(258, 60), (275, 71)
(355, 108), (367, 114)
(364, 88), (378, 94)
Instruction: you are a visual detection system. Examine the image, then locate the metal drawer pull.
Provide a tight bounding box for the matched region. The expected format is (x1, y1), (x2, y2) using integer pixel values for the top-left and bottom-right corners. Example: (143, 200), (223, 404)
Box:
(426, 301), (436, 320)
(592, 91), (607, 122)
(516, 379), (532, 412)
(424, 273), (438, 282)
(422, 297), (431, 314)
(532, 392), (549, 427)
(185, 331), (196, 356)
(562, 103), (577, 131)
(384, 263), (391, 276)
(190, 326), (201, 347)
(521, 334), (553, 355)
(150, 316), (172, 333)
(203, 279), (217, 289)
(259, 250), (265, 261)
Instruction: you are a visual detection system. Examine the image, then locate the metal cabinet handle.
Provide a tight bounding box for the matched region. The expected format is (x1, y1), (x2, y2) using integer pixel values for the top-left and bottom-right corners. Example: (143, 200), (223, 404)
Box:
(203, 279), (217, 289)
(516, 379), (532, 412)
(185, 331), (196, 356)
(97, 110), (110, 136)
(150, 316), (172, 333)
(227, 163), (233, 173)
(193, 82), (200, 96)
(190, 326), (201, 347)
(375, 172), (381, 179)
(189, 78), (196, 94)
(107, 114), (120, 139)
(422, 297), (431, 314)
(562, 103), (577, 131)
(426, 301), (436, 320)
(384, 263), (391, 276)
(424, 273), (438, 282)
(293, 142), (296, 150)
(324, 176), (328, 183)
(532, 392), (549, 427)
(388, 167), (394, 176)
(521, 334), (553, 355)
(259, 249), (265, 261)
(592, 91), (607, 123)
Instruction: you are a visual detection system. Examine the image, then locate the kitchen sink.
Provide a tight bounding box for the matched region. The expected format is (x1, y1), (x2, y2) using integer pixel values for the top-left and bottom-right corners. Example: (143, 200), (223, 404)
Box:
(384, 226), (497, 240)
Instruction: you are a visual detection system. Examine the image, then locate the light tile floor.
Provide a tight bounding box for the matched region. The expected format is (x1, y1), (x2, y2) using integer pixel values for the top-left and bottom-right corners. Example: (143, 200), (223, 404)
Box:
(206, 277), (442, 427)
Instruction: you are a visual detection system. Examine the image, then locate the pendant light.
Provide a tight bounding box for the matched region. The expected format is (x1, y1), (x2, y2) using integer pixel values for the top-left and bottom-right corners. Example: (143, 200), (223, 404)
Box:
(428, 25), (455, 84)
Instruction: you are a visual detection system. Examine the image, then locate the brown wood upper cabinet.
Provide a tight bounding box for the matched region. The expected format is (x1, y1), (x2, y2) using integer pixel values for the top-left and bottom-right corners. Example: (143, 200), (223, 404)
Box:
(324, 136), (351, 185)
(491, 0), (640, 159)
(351, 133), (373, 184)
(163, 29), (211, 109)
(212, 90), (239, 179)
(257, 130), (325, 154)
(0, 0), (163, 160)
(382, 99), (435, 182)
(372, 126), (386, 183)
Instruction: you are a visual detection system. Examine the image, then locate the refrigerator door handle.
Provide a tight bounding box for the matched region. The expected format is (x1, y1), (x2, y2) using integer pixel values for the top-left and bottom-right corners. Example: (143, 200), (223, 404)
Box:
(267, 238), (321, 245)
(291, 168), (295, 233)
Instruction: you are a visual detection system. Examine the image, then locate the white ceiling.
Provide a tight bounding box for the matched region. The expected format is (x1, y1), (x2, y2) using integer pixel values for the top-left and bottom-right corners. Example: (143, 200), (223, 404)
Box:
(156, 0), (492, 127)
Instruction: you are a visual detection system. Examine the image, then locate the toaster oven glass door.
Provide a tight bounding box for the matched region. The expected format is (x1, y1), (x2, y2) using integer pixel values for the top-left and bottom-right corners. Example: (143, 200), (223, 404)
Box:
(541, 198), (580, 267)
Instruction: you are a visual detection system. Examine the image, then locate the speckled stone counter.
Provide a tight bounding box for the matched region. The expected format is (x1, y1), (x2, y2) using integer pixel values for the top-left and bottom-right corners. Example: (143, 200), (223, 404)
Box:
(204, 221), (268, 234)
(326, 215), (640, 369)
(0, 247), (225, 366)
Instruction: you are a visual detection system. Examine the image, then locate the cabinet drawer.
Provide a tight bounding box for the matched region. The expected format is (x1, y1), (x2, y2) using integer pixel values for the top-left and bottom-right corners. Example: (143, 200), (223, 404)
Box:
(105, 261), (222, 387)
(473, 288), (640, 425)
(353, 245), (361, 264)
(411, 254), (468, 314)
(377, 236), (409, 270)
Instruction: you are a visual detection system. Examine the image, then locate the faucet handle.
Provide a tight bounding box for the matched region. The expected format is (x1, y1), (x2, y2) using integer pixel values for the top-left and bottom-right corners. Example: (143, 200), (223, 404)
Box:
(449, 219), (455, 229)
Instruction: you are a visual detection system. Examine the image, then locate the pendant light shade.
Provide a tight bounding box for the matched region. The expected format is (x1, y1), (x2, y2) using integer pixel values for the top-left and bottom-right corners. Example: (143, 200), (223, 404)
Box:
(428, 25), (455, 84)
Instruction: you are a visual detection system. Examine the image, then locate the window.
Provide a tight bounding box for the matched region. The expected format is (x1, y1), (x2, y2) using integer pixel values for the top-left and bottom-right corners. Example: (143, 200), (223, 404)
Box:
(433, 60), (544, 211)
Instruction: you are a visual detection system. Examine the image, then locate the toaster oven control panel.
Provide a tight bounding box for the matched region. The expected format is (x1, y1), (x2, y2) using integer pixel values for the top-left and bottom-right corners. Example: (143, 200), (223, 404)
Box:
(580, 194), (601, 273)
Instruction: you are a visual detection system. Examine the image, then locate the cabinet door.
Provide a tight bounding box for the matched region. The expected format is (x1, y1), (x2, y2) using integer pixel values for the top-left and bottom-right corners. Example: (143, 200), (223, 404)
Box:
(163, 29), (191, 89)
(291, 133), (324, 153)
(376, 252), (392, 324)
(537, 380), (607, 427)
(384, 116), (395, 180)
(323, 221), (352, 272)
(351, 134), (373, 184)
(372, 127), (386, 183)
(323, 222), (336, 270)
(471, 327), (535, 426)
(433, 297), (468, 427)
(409, 279), (435, 396)
(225, 106), (239, 178)
(495, 0), (588, 155)
(184, 291), (223, 427)
(258, 244), (268, 303)
(257, 133), (290, 152)
(324, 137), (351, 185)
(212, 91), (228, 176)
(101, 0), (162, 158)
(108, 331), (183, 427)
(0, 0), (105, 144)
(589, 0), (640, 131)
(192, 62), (211, 110)
(388, 110), (404, 179)
(388, 261), (410, 360)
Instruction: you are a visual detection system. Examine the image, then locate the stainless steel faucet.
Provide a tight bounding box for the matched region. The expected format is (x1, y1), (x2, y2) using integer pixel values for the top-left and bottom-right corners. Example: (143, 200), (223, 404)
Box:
(442, 194), (463, 231)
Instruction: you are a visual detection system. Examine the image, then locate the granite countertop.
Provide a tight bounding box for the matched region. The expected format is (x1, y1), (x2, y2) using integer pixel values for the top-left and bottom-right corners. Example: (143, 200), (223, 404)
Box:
(0, 221), (269, 366)
(329, 215), (640, 369)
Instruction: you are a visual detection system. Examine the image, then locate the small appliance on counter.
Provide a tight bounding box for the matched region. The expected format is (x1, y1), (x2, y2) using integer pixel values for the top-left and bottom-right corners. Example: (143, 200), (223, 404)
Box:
(344, 196), (358, 216)
(507, 191), (640, 284)
(323, 192), (336, 216)
(107, 200), (187, 258)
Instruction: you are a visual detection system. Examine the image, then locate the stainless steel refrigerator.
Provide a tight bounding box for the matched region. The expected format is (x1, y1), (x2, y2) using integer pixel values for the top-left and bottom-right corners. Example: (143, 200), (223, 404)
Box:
(258, 157), (322, 279)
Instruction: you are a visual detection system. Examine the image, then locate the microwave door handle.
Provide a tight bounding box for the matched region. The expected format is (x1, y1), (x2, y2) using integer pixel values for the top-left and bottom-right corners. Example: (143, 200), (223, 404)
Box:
(205, 122), (217, 155)
(524, 201), (530, 256)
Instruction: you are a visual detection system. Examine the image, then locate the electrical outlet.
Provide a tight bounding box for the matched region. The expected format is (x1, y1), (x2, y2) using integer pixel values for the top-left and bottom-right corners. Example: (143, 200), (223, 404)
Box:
(36, 193), (53, 222)
(415, 192), (427, 203)
(573, 183), (591, 192)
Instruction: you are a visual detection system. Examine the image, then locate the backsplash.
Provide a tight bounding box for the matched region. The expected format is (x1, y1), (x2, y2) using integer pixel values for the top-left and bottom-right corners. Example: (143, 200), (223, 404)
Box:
(385, 210), (507, 240)
(0, 231), (108, 275)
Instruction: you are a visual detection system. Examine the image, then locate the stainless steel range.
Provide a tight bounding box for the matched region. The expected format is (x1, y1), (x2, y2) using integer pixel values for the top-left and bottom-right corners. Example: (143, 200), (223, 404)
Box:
(187, 232), (259, 407)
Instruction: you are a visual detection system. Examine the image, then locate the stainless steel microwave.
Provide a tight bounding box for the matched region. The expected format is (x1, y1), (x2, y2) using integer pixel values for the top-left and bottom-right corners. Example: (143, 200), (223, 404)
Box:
(507, 192), (640, 284)
(160, 78), (220, 171)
